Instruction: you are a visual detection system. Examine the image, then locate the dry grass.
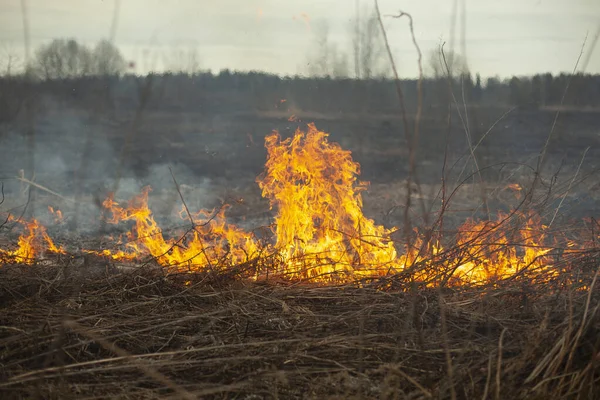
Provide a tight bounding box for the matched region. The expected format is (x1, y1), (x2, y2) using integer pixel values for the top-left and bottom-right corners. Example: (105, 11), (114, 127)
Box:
(0, 250), (599, 399)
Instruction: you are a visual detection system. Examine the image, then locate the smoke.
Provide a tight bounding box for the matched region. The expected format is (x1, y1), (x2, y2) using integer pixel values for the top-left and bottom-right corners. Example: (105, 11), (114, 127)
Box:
(0, 101), (224, 238)
(134, 163), (218, 224)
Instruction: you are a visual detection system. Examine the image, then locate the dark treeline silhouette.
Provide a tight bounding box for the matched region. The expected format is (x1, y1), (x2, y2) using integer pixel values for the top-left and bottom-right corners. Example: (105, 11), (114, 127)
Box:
(2, 38), (600, 124)
(2, 69), (600, 124)
(508, 73), (600, 108)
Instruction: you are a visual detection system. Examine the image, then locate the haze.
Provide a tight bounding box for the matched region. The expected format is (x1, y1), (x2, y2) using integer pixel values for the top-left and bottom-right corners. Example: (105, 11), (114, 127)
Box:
(1, 0), (599, 78)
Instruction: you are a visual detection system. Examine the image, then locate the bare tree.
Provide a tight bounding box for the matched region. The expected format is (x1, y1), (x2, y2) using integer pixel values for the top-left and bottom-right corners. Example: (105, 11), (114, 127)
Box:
(32, 39), (125, 80)
(0, 42), (23, 76)
(305, 5), (384, 80)
(92, 39), (126, 76)
(331, 49), (349, 78)
(306, 22), (349, 78)
(0, 43), (27, 123)
(426, 47), (468, 79)
(33, 39), (92, 80)
(164, 47), (201, 75)
(350, 6), (386, 79)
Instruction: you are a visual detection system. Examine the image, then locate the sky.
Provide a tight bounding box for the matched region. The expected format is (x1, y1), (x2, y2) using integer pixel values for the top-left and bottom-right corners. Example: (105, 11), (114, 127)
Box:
(1, 0), (599, 78)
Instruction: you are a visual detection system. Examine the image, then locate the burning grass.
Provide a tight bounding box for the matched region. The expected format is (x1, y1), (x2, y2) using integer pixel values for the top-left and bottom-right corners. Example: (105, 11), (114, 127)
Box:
(1, 123), (598, 286)
(1, 123), (599, 398)
(0, 257), (599, 399)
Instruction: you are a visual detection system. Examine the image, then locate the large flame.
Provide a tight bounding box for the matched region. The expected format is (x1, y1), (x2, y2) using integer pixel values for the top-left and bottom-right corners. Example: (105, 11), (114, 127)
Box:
(257, 124), (397, 279)
(0, 123), (595, 285)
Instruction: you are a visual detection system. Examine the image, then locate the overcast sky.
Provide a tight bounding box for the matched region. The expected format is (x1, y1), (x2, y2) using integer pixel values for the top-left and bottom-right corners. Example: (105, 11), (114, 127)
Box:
(1, 0), (599, 78)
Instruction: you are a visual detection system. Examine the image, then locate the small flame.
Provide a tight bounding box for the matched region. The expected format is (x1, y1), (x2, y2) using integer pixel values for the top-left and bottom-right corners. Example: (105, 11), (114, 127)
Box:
(83, 249), (138, 261)
(505, 183), (523, 199)
(101, 187), (259, 271)
(48, 206), (64, 224)
(1, 217), (65, 263)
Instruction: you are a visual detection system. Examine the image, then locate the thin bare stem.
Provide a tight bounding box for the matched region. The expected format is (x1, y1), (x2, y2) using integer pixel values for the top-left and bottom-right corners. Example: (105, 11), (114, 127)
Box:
(548, 147), (589, 228)
(169, 166), (195, 229)
(495, 328), (507, 400)
(14, 176), (75, 204)
(63, 319), (196, 400)
(439, 292), (457, 400)
(528, 34), (588, 205)
(373, 1), (415, 242)
(388, 10), (428, 226)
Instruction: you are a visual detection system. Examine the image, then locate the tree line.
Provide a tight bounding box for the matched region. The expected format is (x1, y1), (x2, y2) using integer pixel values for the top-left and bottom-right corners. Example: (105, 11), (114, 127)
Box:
(0, 38), (127, 80)
(507, 74), (600, 108)
(5, 68), (598, 114)
(1, 37), (600, 124)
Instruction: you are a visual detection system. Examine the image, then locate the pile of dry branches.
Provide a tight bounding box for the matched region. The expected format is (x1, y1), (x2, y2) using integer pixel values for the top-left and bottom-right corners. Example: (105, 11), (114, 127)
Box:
(0, 251), (599, 400)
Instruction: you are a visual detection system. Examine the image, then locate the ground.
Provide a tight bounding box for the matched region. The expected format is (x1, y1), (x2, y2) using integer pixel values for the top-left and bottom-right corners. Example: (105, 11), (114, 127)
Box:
(0, 100), (600, 398)
(0, 261), (598, 399)
(1, 104), (599, 229)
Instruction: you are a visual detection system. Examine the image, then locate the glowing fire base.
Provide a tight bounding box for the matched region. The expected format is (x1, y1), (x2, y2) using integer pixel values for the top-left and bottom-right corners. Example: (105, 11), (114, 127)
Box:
(1, 124), (596, 285)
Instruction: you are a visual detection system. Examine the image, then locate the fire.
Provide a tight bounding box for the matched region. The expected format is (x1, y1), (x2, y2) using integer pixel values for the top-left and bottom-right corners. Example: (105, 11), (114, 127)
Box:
(505, 183), (523, 199)
(48, 206), (64, 224)
(100, 187), (259, 272)
(0, 123), (595, 286)
(82, 249), (138, 262)
(257, 124), (397, 280)
(0, 217), (65, 263)
(449, 211), (555, 283)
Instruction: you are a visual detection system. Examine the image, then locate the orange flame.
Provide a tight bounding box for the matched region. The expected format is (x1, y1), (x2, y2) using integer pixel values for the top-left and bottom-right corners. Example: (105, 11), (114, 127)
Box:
(1, 124), (595, 287)
(448, 211), (555, 284)
(505, 183), (523, 200)
(1, 217), (65, 263)
(257, 123), (397, 280)
(100, 187), (259, 272)
(48, 206), (64, 224)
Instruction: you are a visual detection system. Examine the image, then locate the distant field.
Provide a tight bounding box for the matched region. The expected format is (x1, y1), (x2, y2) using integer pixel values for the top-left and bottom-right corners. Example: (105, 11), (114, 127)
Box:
(1, 102), (598, 235)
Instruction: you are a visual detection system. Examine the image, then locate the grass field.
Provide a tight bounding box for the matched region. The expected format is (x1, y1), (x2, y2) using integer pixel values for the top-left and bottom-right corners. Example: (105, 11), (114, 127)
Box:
(1, 101), (600, 398)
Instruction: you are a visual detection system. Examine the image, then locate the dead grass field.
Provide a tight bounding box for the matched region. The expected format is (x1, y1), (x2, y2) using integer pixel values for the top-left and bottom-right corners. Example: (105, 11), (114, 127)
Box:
(0, 255), (599, 399)
(1, 104), (600, 399)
